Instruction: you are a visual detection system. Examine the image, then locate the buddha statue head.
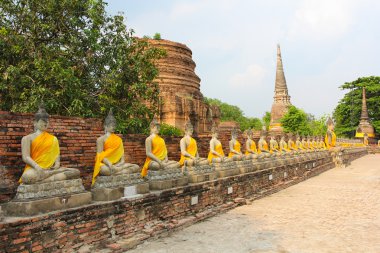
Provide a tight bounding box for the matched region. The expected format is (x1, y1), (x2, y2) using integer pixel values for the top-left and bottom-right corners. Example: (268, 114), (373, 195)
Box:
(104, 108), (116, 133)
(260, 129), (267, 139)
(34, 104), (49, 132)
(211, 122), (218, 138)
(185, 121), (194, 136)
(231, 127), (239, 139)
(246, 128), (253, 139)
(326, 117), (335, 131)
(150, 119), (160, 135)
(287, 132), (293, 140)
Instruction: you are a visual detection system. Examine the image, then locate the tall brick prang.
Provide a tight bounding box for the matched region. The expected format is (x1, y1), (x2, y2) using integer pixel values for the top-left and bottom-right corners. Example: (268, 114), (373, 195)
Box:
(269, 44), (291, 135)
(355, 87), (375, 138)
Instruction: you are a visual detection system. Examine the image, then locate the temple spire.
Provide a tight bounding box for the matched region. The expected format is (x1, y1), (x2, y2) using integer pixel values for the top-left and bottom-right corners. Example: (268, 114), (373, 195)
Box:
(269, 44), (292, 134)
(275, 44), (289, 94)
(355, 86), (375, 138)
(360, 87), (369, 120)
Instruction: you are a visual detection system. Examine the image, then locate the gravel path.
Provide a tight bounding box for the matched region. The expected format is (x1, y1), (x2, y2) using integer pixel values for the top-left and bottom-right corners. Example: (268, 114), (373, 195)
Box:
(129, 154), (380, 253)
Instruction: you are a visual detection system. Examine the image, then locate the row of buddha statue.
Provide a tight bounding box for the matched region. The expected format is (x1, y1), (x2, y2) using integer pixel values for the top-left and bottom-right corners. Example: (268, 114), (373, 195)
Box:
(7, 106), (368, 216)
(20, 107), (336, 187)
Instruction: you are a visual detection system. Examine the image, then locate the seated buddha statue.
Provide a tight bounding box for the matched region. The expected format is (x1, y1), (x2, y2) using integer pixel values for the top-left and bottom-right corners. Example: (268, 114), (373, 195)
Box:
(301, 136), (310, 151)
(244, 129), (258, 159)
(141, 120), (180, 178)
(269, 134), (280, 155)
(295, 134), (305, 151)
(325, 117), (337, 149)
(179, 122), (208, 167)
(307, 136), (314, 151)
(287, 133), (298, 152)
(228, 128), (243, 161)
(257, 130), (270, 157)
(363, 133), (369, 146)
(20, 105), (80, 184)
(319, 136), (327, 150)
(377, 139), (380, 147)
(279, 135), (291, 154)
(92, 109), (140, 185)
(208, 123), (231, 163)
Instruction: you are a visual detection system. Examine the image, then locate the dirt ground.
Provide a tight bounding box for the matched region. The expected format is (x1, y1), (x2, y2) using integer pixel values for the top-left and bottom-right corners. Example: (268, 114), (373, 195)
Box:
(128, 154), (380, 253)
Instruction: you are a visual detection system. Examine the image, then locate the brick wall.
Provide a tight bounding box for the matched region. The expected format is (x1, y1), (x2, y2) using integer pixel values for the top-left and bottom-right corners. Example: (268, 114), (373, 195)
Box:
(0, 153), (351, 253)
(0, 111), (252, 203)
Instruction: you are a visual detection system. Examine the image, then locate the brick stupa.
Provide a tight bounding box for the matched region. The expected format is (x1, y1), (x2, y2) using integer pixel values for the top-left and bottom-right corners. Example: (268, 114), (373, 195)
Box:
(355, 87), (375, 138)
(269, 44), (291, 135)
(149, 39), (220, 135)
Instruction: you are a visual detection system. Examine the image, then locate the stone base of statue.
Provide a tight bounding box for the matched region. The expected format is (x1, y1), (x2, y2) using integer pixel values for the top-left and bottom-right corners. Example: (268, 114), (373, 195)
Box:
(239, 159), (259, 174)
(185, 164), (217, 183)
(5, 179), (91, 216)
(148, 169), (189, 191)
(213, 161), (240, 178)
(92, 174), (149, 201)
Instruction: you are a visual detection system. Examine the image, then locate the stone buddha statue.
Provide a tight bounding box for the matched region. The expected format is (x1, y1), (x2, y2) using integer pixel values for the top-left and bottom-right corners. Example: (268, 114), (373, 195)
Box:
(257, 130), (270, 157)
(279, 135), (291, 154)
(141, 120), (180, 178)
(179, 122), (208, 167)
(92, 109), (140, 185)
(269, 134), (280, 155)
(20, 106), (80, 184)
(319, 136), (327, 150)
(306, 136), (314, 151)
(228, 128), (243, 161)
(208, 123), (231, 163)
(295, 134), (304, 151)
(244, 129), (258, 159)
(377, 139), (380, 147)
(287, 133), (297, 152)
(301, 136), (309, 151)
(325, 117), (337, 149)
(363, 133), (369, 146)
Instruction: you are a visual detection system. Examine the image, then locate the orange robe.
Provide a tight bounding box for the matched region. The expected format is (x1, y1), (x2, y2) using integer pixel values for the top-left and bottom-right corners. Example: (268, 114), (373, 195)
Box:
(228, 140), (241, 158)
(208, 143), (224, 163)
(245, 140), (257, 155)
(20, 132), (59, 183)
(93, 134), (124, 185)
(141, 135), (167, 177)
(179, 137), (197, 166)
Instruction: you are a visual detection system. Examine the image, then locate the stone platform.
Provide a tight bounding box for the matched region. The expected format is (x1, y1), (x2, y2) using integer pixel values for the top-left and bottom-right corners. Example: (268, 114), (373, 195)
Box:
(4, 192), (91, 216)
(213, 161), (241, 178)
(148, 168), (189, 190)
(185, 164), (218, 183)
(5, 179), (91, 216)
(92, 183), (149, 201)
(92, 174), (149, 201)
(14, 178), (86, 200)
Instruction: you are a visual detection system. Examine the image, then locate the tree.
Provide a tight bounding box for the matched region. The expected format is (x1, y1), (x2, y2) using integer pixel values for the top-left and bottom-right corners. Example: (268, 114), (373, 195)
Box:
(281, 106), (311, 135)
(262, 111), (271, 130)
(333, 76), (380, 138)
(205, 98), (262, 130)
(0, 0), (165, 133)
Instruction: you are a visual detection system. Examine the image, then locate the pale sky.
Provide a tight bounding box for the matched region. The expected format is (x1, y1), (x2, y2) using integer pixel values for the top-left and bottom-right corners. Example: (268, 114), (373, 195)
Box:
(106, 0), (380, 119)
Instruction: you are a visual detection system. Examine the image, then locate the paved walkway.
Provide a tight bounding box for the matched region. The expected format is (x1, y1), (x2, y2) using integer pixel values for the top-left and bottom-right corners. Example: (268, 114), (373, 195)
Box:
(129, 154), (380, 253)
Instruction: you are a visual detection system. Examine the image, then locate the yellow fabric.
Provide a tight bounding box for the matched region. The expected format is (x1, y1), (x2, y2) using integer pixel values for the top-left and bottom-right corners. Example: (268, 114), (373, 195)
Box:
(325, 131), (336, 149)
(141, 135), (167, 177)
(20, 132), (59, 183)
(270, 140), (279, 154)
(364, 139), (369, 146)
(179, 137), (197, 166)
(288, 140), (297, 150)
(308, 141), (314, 150)
(280, 141), (289, 152)
(245, 140), (257, 155)
(228, 140), (241, 158)
(92, 134), (124, 185)
(257, 140), (269, 154)
(208, 143), (224, 163)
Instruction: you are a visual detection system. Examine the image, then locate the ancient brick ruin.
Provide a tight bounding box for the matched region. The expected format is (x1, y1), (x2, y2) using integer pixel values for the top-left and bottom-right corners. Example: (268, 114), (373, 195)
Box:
(148, 39), (220, 135)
